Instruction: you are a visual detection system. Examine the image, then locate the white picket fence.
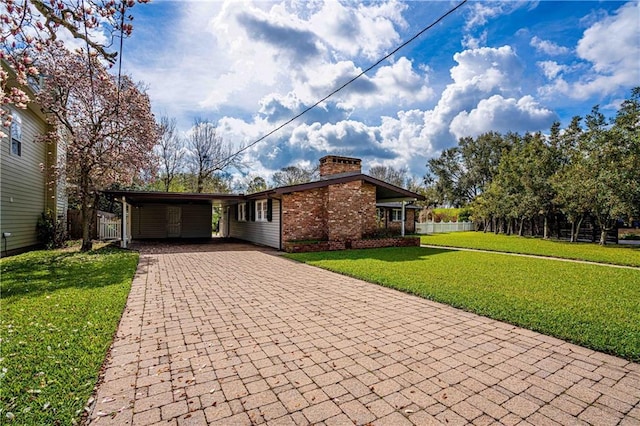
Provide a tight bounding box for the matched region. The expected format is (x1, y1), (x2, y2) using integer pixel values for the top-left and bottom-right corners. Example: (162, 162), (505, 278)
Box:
(416, 221), (474, 234)
(98, 216), (121, 240)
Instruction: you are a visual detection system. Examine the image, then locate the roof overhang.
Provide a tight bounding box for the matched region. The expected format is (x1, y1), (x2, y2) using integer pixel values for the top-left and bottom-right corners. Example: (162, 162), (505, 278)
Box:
(103, 190), (245, 206)
(249, 174), (425, 202)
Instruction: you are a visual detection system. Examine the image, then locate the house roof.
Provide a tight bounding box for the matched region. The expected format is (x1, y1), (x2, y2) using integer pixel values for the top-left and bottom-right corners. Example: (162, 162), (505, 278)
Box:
(104, 173), (425, 205)
(247, 173), (425, 202)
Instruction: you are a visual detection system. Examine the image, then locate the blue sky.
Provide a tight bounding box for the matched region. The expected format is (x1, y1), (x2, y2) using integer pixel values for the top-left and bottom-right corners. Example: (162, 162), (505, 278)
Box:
(120, 0), (639, 180)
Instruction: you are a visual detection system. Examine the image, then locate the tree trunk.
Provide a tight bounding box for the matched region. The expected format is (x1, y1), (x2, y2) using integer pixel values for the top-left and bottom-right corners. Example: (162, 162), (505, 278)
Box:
(599, 229), (608, 246)
(573, 217), (584, 243)
(80, 170), (93, 252)
(197, 175), (204, 193)
(506, 219), (512, 235)
(570, 222), (576, 243)
(518, 219), (525, 236)
(543, 216), (550, 239)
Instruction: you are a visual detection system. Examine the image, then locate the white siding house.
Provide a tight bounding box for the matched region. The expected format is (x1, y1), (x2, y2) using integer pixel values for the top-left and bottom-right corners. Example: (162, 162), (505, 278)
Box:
(229, 199), (281, 249)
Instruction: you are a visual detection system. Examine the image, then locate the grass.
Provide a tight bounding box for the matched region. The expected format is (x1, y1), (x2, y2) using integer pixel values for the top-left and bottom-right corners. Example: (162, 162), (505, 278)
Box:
(420, 232), (640, 267)
(0, 244), (138, 425)
(287, 247), (640, 361)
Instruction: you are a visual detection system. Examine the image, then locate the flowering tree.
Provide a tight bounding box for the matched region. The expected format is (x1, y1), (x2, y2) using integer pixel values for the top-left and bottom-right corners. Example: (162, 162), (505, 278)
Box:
(38, 45), (157, 251)
(1, 0), (149, 136)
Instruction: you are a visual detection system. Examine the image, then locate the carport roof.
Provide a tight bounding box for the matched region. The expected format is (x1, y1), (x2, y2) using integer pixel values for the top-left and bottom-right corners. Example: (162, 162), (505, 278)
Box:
(104, 190), (244, 205)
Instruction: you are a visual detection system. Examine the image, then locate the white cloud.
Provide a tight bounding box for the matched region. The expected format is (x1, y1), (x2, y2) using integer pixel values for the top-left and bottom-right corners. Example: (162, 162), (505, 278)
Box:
(462, 31), (487, 49)
(449, 95), (557, 138)
(217, 44), (555, 177)
(537, 61), (568, 80)
(464, 2), (529, 29)
(530, 36), (570, 56)
(541, 2), (640, 100)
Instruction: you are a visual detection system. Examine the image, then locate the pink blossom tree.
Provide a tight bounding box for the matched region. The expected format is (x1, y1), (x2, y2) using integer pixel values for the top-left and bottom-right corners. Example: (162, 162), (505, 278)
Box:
(1, 0), (149, 136)
(37, 45), (157, 251)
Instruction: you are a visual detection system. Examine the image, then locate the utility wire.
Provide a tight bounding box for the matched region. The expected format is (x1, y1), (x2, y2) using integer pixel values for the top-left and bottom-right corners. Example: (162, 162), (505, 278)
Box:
(212, 0), (468, 170)
(116, 1), (127, 116)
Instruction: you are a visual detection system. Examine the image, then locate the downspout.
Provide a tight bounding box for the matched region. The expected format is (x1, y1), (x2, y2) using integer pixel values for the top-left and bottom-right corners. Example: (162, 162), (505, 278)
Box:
(401, 200), (406, 237)
(121, 196), (128, 248)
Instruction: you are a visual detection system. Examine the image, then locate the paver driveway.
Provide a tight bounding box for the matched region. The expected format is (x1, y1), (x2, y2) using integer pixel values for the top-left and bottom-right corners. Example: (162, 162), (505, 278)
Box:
(88, 242), (640, 425)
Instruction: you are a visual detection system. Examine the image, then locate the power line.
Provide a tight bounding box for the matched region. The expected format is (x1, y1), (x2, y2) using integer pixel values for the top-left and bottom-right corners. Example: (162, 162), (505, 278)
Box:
(213, 0), (468, 170)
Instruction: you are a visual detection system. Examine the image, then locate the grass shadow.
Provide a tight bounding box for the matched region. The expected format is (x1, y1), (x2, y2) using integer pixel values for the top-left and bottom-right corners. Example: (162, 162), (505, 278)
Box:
(1, 246), (139, 301)
(286, 246), (454, 263)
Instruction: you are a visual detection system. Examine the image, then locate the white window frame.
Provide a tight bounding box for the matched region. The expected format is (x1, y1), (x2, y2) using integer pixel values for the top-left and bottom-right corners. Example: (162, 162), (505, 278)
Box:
(10, 113), (22, 156)
(392, 209), (403, 222)
(256, 199), (268, 222)
(238, 203), (247, 222)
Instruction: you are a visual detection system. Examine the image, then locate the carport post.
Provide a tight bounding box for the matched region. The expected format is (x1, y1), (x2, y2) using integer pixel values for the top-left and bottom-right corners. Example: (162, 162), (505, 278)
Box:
(121, 196), (128, 249)
(401, 200), (406, 237)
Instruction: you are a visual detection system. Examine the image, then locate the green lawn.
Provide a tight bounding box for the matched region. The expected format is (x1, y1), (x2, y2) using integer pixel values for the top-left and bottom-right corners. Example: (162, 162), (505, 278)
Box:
(287, 247), (640, 361)
(0, 245), (138, 425)
(420, 232), (640, 267)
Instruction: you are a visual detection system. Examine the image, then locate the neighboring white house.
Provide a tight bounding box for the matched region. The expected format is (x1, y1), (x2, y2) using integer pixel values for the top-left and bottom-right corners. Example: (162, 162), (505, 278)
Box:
(1, 62), (67, 256)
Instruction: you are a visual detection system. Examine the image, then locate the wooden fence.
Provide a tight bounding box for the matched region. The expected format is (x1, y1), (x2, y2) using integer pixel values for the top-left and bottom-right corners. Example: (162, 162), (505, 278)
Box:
(416, 221), (474, 234)
(98, 216), (121, 240)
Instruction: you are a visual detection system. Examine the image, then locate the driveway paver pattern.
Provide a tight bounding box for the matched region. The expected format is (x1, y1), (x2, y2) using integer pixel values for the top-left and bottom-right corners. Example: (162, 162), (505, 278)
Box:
(88, 243), (640, 425)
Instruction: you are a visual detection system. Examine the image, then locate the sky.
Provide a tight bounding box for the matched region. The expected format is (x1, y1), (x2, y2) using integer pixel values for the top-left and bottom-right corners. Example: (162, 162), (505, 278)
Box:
(120, 0), (640, 181)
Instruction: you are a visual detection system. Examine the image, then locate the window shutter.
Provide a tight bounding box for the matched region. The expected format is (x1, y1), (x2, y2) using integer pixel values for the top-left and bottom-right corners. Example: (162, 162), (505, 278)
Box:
(249, 200), (255, 221)
(267, 199), (273, 222)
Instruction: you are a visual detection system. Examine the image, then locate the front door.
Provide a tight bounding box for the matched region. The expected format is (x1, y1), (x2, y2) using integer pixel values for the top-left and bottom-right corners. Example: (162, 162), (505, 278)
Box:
(167, 206), (181, 238)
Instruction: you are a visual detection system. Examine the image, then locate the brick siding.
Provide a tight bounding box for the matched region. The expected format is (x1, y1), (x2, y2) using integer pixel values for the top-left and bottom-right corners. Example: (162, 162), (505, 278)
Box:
(383, 209), (416, 233)
(281, 188), (328, 242)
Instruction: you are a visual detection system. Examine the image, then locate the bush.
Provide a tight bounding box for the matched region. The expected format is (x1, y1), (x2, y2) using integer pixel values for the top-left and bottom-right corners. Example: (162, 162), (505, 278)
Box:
(458, 207), (472, 222)
(36, 210), (67, 249)
(363, 228), (401, 239)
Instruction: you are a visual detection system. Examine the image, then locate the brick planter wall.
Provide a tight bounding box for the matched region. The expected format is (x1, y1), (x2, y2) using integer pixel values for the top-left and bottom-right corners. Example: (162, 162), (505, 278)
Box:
(283, 240), (346, 253)
(351, 236), (420, 249)
(284, 237), (419, 253)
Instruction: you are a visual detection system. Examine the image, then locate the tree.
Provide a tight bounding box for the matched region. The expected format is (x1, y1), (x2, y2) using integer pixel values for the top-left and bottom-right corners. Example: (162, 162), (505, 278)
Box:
(186, 118), (241, 193)
(243, 175), (268, 194)
(1, 0), (149, 136)
(425, 132), (509, 207)
(37, 45), (157, 251)
(155, 116), (185, 191)
(271, 165), (318, 187)
(583, 98), (640, 244)
(368, 165), (408, 188)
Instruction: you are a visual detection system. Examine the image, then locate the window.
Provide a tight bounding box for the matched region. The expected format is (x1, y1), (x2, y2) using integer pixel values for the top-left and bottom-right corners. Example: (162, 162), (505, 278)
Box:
(238, 203), (247, 221)
(10, 113), (22, 156)
(256, 200), (268, 221)
(392, 209), (403, 222)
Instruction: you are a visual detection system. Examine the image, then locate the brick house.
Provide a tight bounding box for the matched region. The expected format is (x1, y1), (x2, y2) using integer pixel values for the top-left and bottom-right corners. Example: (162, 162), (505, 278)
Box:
(227, 156), (424, 250)
(106, 155), (424, 251)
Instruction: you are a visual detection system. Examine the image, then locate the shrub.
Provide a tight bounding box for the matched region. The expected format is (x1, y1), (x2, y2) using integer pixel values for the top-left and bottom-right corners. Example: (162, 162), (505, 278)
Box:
(36, 210), (67, 249)
(458, 207), (472, 222)
(363, 228), (401, 239)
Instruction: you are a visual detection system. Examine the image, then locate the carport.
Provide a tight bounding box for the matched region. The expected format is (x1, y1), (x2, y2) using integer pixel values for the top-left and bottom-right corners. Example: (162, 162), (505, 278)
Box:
(104, 190), (244, 247)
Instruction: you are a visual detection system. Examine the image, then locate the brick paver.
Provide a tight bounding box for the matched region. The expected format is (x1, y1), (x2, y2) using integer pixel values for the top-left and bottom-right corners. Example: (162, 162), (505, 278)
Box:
(87, 242), (640, 425)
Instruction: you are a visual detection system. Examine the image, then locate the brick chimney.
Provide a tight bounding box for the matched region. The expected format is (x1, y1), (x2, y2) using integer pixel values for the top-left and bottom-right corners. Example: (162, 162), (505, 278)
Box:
(319, 155), (362, 177)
